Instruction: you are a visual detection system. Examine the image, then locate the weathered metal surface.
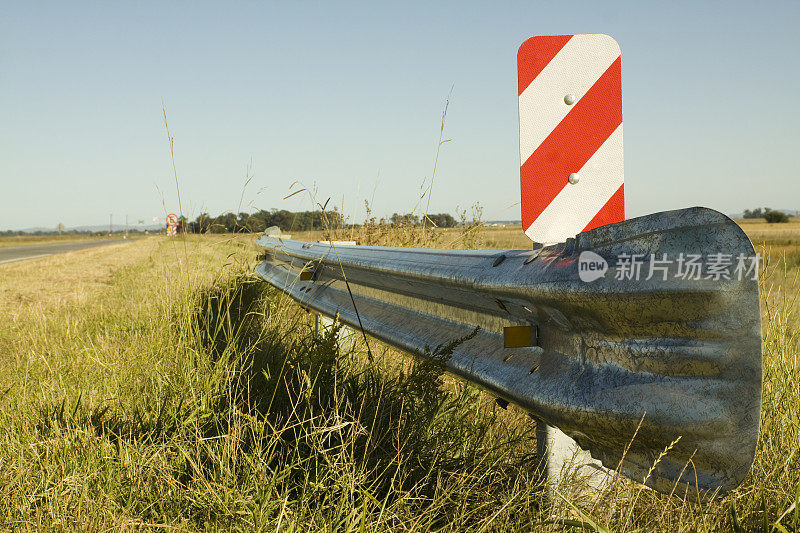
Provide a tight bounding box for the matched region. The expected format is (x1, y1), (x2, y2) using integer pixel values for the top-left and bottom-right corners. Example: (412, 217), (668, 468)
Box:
(254, 207), (762, 496)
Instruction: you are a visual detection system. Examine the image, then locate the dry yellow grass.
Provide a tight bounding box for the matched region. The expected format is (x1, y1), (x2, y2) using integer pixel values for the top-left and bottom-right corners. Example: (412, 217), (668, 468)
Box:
(0, 240), (149, 309)
(0, 234), (117, 248)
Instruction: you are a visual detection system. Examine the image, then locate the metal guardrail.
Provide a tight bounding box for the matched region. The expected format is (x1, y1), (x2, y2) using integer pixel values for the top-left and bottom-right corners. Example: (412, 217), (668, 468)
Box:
(255, 207), (762, 495)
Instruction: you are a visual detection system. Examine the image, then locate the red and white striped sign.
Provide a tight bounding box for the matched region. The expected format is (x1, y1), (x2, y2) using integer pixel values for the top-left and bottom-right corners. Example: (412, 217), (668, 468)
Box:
(518, 34), (624, 243)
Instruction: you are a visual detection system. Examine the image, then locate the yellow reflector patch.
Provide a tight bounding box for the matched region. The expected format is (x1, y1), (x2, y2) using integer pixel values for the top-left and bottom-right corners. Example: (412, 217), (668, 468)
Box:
(504, 326), (533, 348)
(299, 271), (313, 281)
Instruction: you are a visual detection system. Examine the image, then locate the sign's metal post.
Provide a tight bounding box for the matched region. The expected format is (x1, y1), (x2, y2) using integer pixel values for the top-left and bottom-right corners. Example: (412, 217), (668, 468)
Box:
(519, 34), (625, 495)
(529, 243), (612, 495)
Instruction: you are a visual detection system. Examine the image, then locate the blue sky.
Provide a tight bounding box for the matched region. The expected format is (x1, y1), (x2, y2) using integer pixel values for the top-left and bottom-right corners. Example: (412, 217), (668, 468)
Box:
(1, 1), (798, 230)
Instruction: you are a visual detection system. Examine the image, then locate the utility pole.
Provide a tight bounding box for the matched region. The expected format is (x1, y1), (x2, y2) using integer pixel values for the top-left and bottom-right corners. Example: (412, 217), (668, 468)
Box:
(125, 215), (129, 238)
(109, 214), (113, 236)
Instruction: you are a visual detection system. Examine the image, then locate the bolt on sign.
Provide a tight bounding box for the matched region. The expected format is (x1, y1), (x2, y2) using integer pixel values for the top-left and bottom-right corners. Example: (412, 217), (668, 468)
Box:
(518, 34), (624, 244)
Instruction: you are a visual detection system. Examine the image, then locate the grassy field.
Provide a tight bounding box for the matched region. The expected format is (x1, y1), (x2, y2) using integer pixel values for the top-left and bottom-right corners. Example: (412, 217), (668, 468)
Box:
(0, 221), (797, 531)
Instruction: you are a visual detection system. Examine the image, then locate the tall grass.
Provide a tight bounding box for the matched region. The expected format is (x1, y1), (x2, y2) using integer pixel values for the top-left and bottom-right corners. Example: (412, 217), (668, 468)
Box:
(0, 227), (797, 530)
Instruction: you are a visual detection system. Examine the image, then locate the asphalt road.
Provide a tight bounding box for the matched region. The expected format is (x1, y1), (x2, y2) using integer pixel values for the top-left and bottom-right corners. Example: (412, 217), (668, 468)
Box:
(0, 239), (130, 265)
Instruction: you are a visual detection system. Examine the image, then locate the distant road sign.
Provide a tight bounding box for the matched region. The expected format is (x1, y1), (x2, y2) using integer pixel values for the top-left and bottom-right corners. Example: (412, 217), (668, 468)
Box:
(166, 213), (179, 227)
(518, 34), (624, 243)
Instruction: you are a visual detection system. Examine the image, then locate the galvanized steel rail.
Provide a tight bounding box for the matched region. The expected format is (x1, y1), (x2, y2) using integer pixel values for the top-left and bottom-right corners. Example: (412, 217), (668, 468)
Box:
(255, 207), (762, 495)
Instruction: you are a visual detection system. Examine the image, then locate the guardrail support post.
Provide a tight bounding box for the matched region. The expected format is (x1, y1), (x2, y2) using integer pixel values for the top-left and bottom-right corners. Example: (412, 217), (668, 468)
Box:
(536, 421), (612, 494)
(313, 312), (359, 352)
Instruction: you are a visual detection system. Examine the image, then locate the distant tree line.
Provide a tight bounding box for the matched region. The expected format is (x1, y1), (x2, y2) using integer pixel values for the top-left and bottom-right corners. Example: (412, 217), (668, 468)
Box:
(743, 207), (790, 223)
(0, 229), (132, 236)
(176, 210), (343, 234)
(2, 210), (461, 236)
(388, 213), (457, 228)
(175, 209), (459, 234)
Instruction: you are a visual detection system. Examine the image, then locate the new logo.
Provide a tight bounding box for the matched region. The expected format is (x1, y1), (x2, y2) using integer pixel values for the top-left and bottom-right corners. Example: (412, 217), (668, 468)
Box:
(578, 251), (608, 282)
